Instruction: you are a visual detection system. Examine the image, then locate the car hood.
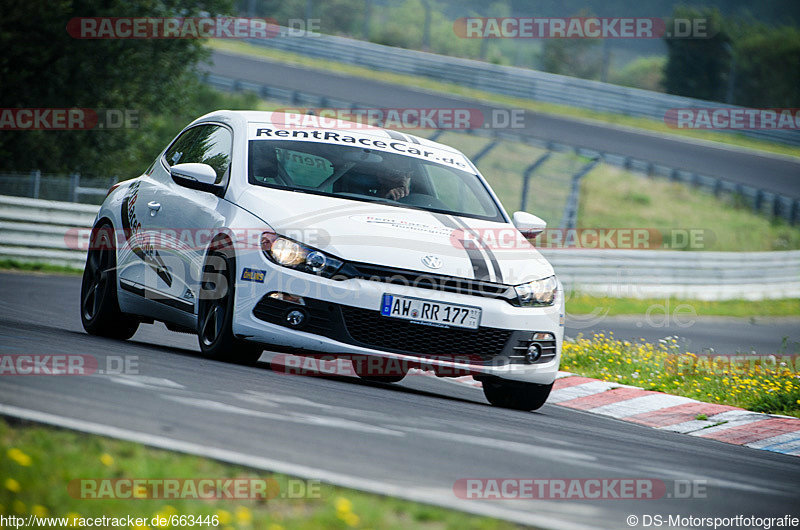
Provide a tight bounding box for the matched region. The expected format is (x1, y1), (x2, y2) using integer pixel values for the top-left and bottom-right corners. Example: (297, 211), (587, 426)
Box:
(235, 187), (554, 285)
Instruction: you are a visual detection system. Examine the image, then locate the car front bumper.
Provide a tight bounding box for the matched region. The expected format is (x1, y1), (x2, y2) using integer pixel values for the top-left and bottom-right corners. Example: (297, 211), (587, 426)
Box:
(232, 251), (564, 385)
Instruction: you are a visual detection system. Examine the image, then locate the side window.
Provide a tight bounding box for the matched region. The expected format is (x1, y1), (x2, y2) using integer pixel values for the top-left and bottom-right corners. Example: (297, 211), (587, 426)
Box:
(164, 128), (203, 167)
(163, 125), (232, 185)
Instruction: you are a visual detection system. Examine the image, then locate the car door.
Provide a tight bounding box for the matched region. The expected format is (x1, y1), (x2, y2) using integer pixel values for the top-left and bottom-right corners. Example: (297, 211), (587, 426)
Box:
(116, 166), (166, 303)
(144, 124), (232, 317)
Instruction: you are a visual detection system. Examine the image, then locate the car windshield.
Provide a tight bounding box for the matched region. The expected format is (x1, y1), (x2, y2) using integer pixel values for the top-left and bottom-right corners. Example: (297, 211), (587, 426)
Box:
(247, 139), (504, 222)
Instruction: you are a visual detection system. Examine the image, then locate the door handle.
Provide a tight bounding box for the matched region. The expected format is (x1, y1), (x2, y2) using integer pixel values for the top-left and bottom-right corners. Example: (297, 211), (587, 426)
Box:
(147, 201), (161, 216)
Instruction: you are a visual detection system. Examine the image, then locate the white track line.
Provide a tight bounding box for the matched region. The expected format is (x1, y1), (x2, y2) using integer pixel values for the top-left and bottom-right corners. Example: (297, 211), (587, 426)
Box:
(0, 404), (598, 530)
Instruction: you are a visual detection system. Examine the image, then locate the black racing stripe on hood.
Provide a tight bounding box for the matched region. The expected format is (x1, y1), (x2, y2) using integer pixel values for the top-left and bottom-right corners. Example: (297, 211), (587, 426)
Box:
(432, 213), (490, 281)
(450, 216), (504, 284)
(384, 129), (408, 141)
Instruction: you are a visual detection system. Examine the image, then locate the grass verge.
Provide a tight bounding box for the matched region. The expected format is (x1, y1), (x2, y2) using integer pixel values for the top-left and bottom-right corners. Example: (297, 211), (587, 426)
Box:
(565, 294), (800, 318)
(0, 259), (82, 275)
(578, 165), (800, 251)
(0, 418), (514, 529)
(206, 40), (800, 159)
(561, 333), (800, 418)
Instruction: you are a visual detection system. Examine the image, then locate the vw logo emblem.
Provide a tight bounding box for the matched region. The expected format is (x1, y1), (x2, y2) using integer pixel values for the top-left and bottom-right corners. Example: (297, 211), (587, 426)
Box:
(421, 255), (443, 269)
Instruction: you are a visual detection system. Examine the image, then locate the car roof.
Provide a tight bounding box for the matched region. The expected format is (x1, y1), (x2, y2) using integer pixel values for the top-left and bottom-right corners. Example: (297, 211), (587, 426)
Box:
(192, 110), (468, 157)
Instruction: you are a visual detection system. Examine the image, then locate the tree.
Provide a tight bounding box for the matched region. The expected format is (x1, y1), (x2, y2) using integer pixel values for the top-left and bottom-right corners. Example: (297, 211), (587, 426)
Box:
(663, 7), (731, 102)
(734, 26), (800, 107)
(0, 0), (233, 176)
(540, 38), (601, 80)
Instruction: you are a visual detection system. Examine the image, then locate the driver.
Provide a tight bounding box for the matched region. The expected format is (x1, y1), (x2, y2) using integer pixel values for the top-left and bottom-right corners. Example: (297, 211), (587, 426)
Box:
(377, 169), (412, 200)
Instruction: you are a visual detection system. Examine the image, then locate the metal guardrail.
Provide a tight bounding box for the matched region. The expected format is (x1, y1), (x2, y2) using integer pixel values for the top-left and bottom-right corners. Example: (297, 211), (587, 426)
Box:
(2, 195), (798, 300)
(0, 195), (98, 268)
(244, 32), (800, 147)
(540, 248), (800, 300)
(1, 171), (115, 204)
(202, 73), (800, 225)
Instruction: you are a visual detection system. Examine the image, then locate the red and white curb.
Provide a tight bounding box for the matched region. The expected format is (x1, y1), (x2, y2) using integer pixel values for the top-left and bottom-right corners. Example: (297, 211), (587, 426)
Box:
(438, 370), (800, 457)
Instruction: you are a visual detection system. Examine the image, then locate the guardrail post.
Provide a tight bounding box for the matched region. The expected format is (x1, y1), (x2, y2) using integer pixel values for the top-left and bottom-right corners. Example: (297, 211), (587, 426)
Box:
(713, 178), (722, 197)
(755, 189), (764, 212)
(427, 130), (444, 142)
(773, 195), (782, 219)
(471, 139), (498, 165)
(519, 151), (552, 212)
(70, 172), (80, 202)
(559, 157), (601, 229)
(30, 169), (41, 199)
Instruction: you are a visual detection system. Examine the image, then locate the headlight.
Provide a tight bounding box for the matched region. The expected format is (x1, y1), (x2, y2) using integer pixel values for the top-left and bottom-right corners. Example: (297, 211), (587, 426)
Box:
(514, 275), (558, 307)
(261, 231), (343, 277)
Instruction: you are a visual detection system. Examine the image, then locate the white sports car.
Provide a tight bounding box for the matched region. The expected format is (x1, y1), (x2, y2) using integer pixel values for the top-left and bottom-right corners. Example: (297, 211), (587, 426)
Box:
(81, 111), (563, 410)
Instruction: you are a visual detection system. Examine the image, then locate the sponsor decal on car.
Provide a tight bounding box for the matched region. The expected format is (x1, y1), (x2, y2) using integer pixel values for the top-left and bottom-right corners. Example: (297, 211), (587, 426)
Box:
(241, 268), (266, 283)
(249, 124), (470, 170)
(119, 180), (173, 286)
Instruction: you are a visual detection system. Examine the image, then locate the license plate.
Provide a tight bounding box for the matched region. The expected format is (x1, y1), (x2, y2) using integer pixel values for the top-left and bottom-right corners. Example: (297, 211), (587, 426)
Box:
(380, 294), (481, 330)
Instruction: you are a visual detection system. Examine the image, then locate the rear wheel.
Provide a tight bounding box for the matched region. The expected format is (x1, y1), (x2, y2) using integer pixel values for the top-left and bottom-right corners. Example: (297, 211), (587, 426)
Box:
(80, 223), (139, 339)
(482, 379), (553, 411)
(197, 250), (263, 364)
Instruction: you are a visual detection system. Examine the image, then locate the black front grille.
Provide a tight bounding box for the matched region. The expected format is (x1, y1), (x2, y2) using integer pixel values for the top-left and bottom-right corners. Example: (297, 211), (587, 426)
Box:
(340, 305), (512, 360)
(253, 294), (554, 365)
(342, 262), (516, 302)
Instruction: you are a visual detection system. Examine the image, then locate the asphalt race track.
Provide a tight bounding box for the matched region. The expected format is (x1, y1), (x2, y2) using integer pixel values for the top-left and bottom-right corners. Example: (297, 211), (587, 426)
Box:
(566, 315), (800, 358)
(1, 272), (799, 528)
(205, 50), (800, 199)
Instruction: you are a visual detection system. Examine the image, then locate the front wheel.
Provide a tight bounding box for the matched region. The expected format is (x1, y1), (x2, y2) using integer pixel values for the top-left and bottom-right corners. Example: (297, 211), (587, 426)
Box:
(482, 379), (553, 411)
(197, 250), (263, 365)
(80, 223), (139, 339)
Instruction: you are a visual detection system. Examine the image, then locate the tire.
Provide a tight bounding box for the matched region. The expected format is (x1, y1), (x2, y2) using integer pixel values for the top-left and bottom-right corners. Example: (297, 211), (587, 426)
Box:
(350, 355), (406, 383)
(80, 222), (139, 339)
(482, 379), (553, 411)
(197, 250), (263, 365)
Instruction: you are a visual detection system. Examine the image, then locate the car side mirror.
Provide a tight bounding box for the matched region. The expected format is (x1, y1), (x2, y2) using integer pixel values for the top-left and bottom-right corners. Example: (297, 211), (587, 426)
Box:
(512, 211), (547, 239)
(170, 163), (223, 195)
